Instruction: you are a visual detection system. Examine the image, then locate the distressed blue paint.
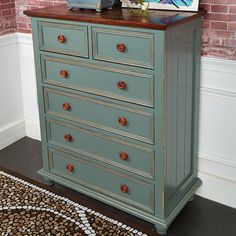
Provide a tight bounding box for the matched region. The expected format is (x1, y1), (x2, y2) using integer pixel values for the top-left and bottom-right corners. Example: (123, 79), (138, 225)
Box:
(31, 15), (203, 234)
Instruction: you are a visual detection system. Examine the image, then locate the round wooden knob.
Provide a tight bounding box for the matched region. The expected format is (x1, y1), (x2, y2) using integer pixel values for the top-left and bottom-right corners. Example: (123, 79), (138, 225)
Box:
(66, 164), (74, 172)
(64, 134), (72, 142)
(62, 103), (71, 111)
(120, 184), (129, 193)
(119, 152), (128, 161)
(117, 81), (126, 90)
(118, 117), (127, 126)
(117, 43), (126, 53)
(58, 35), (66, 43)
(60, 70), (68, 78)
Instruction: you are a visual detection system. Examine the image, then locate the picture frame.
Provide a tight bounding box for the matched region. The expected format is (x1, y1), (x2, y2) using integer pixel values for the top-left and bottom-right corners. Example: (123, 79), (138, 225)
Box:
(122, 0), (200, 12)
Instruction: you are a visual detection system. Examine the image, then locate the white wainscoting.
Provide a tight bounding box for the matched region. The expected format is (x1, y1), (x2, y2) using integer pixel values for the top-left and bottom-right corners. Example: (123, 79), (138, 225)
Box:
(0, 34), (25, 150)
(17, 33), (41, 140)
(197, 57), (236, 208)
(0, 33), (236, 209)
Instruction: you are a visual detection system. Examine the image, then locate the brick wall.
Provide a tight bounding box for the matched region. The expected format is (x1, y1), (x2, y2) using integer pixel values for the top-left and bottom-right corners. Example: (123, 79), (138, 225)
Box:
(201, 0), (236, 60)
(0, 0), (17, 36)
(1, 0), (236, 60)
(15, 0), (66, 33)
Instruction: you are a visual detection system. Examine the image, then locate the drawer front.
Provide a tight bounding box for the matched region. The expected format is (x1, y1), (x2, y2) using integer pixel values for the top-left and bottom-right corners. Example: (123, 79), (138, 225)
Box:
(48, 148), (154, 213)
(92, 27), (154, 69)
(42, 55), (154, 107)
(38, 22), (88, 58)
(44, 88), (154, 144)
(47, 118), (155, 179)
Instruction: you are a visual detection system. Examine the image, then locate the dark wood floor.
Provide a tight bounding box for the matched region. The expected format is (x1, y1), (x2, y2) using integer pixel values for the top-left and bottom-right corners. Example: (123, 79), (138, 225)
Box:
(0, 137), (236, 236)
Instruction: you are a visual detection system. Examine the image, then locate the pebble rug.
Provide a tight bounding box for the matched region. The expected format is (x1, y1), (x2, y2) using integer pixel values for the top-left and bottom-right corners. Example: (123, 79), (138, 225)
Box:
(0, 170), (149, 236)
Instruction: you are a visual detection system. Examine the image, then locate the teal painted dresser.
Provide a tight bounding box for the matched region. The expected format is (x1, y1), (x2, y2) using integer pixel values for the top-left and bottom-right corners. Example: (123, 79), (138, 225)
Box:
(25, 5), (205, 234)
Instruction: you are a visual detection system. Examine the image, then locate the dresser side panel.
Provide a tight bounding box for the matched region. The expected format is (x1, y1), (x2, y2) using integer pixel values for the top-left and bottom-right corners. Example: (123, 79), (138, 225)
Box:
(164, 18), (202, 216)
(153, 30), (166, 219)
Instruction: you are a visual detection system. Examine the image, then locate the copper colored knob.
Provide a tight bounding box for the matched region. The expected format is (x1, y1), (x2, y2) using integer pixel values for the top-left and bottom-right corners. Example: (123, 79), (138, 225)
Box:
(118, 117), (127, 126)
(119, 152), (128, 161)
(117, 81), (126, 90)
(120, 184), (129, 193)
(58, 35), (66, 43)
(116, 43), (126, 53)
(62, 103), (71, 111)
(64, 134), (72, 142)
(60, 70), (68, 78)
(66, 164), (74, 172)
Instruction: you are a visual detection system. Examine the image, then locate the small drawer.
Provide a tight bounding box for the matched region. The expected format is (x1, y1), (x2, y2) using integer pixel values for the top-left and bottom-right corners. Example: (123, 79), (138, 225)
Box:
(46, 118), (155, 179)
(44, 88), (154, 144)
(48, 148), (154, 213)
(92, 27), (154, 69)
(38, 22), (88, 58)
(41, 55), (154, 107)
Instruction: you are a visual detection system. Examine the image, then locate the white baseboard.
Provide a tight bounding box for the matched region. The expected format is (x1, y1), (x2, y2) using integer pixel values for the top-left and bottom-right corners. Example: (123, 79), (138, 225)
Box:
(197, 171), (236, 209)
(0, 120), (25, 150)
(25, 119), (41, 141)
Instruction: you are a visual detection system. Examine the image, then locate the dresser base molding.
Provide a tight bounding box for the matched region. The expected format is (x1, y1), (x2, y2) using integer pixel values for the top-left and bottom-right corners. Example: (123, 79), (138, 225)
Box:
(38, 168), (201, 234)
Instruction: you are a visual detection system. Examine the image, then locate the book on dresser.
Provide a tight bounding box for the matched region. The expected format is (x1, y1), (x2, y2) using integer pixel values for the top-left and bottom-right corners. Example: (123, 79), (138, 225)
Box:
(24, 5), (205, 234)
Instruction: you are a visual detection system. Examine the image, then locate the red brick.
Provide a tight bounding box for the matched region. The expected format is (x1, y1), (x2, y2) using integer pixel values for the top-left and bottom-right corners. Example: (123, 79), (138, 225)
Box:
(1, 9), (12, 16)
(213, 30), (235, 38)
(228, 22), (236, 30)
(0, 0), (12, 4)
(211, 4), (228, 13)
(17, 28), (32, 33)
(200, 3), (210, 11)
(211, 21), (228, 29)
(229, 6), (236, 13)
(201, 45), (236, 59)
(17, 22), (27, 29)
(204, 13), (236, 21)
(202, 20), (210, 28)
(202, 0), (229, 4)
(0, 3), (15, 10)
(226, 39), (236, 47)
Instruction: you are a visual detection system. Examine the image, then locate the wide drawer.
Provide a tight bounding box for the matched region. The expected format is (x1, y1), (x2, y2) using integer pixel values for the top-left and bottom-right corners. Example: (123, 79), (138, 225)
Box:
(41, 55), (154, 107)
(38, 22), (88, 58)
(48, 148), (154, 213)
(44, 88), (154, 144)
(92, 27), (154, 69)
(46, 118), (155, 179)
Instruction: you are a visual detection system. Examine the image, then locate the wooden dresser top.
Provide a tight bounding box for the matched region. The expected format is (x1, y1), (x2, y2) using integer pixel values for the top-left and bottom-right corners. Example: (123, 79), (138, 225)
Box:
(24, 4), (205, 30)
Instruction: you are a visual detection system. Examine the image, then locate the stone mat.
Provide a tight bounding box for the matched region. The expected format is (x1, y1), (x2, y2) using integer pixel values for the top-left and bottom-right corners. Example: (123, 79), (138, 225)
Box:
(0, 170), (148, 236)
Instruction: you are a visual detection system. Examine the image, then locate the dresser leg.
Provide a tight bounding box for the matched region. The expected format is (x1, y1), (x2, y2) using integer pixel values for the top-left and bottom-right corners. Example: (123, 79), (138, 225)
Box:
(154, 224), (167, 235)
(189, 194), (195, 202)
(43, 177), (54, 186)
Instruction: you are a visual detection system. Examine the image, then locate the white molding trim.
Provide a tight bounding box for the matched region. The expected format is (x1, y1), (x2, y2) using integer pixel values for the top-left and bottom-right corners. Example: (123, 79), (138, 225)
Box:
(197, 171), (236, 209)
(200, 56), (236, 94)
(200, 87), (236, 99)
(199, 151), (236, 169)
(17, 33), (33, 45)
(0, 120), (25, 150)
(201, 57), (236, 75)
(0, 33), (18, 47)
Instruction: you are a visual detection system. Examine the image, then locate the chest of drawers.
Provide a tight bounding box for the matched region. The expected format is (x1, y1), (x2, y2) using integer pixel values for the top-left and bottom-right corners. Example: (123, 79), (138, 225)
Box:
(25, 5), (205, 234)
